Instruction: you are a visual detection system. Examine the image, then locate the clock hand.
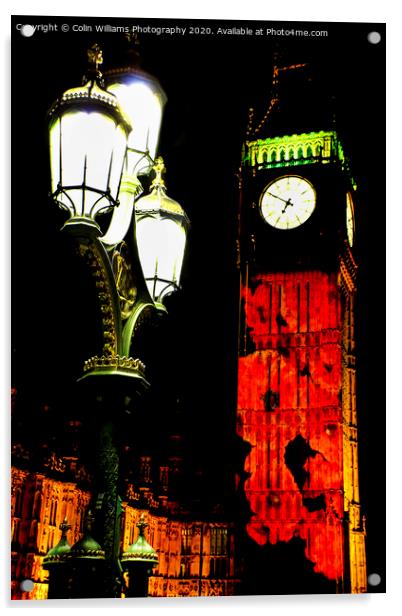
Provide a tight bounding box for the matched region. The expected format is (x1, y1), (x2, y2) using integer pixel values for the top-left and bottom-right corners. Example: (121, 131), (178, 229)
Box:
(282, 199), (293, 213)
(267, 191), (294, 212)
(267, 191), (290, 205)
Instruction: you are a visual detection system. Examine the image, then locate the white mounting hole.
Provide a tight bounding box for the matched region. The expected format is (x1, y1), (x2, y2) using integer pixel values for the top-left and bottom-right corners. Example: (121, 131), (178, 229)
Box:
(20, 579), (35, 592)
(368, 573), (382, 586)
(20, 24), (35, 37)
(367, 31), (381, 44)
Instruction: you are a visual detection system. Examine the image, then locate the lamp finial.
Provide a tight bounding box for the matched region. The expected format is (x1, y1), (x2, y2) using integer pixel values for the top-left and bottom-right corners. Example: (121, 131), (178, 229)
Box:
(151, 156), (166, 189)
(85, 44), (104, 86)
(88, 43), (103, 71)
(59, 517), (71, 538)
(137, 513), (148, 537)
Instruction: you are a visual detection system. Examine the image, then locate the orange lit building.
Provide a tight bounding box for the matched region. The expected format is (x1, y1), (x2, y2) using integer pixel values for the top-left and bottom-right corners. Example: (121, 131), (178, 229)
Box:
(11, 461), (236, 600)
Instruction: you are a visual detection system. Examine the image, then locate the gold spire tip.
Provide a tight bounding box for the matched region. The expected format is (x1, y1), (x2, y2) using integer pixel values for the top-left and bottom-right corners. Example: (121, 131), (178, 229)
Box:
(151, 156), (166, 189)
(87, 44), (103, 71)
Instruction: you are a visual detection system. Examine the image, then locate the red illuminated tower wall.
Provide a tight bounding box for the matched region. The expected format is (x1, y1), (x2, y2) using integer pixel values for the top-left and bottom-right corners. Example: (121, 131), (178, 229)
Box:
(235, 182), (367, 593)
(237, 270), (346, 586)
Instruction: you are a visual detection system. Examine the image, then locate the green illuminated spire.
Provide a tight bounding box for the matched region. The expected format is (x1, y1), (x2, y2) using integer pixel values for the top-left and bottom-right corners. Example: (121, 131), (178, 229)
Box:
(43, 518), (72, 567)
(121, 514), (158, 566)
(69, 510), (105, 561)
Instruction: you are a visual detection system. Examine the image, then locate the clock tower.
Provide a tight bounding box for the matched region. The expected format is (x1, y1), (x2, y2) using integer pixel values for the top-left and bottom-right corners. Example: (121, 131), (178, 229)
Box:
(236, 60), (367, 593)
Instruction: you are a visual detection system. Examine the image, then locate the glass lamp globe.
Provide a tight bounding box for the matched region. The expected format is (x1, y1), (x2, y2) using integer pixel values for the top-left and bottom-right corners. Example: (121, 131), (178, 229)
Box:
(48, 45), (131, 228)
(134, 158), (189, 304)
(106, 65), (166, 177)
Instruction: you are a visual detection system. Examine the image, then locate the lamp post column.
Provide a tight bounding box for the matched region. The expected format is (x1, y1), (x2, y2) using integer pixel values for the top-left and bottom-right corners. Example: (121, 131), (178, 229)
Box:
(96, 407), (122, 597)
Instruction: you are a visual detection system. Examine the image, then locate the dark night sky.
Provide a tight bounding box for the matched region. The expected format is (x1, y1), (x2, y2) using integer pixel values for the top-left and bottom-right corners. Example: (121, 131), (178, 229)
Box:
(11, 16), (385, 590)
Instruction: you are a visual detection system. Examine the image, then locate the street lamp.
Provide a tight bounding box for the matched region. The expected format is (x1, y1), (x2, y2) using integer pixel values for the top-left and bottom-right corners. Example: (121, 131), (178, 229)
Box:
(104, 47), (189, 303)
(48, 44), (131, 230)
(134, 156), (189, 304)
(45, 42), (189, 599)
(106, 49), (167, 178)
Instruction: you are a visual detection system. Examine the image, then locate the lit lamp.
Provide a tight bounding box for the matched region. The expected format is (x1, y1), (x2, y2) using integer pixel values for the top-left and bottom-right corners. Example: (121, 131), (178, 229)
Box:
(101, 49), (169, 253)
(135, 157), (189, 304)
(46, 43), (189, 598)
(106, 49), (167, 177)
(48, 44), (131, 231)
(105, 47), (189, 304)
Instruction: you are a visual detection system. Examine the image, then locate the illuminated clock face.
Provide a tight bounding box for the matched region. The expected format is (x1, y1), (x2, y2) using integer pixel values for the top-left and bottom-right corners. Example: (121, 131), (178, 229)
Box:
(346, 192), (355, 246)
(260, 176), (316, 230)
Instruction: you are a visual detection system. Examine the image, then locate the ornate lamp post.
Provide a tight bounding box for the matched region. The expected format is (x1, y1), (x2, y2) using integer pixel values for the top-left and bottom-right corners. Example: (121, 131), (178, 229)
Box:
(45, 43), (189, 598)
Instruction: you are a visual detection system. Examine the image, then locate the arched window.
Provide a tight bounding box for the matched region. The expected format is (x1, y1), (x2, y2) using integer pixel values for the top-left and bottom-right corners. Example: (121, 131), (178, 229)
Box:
(12, 518), (20, 544)
(32, 492), (41, 521)
(140, 456), (152, 483)
(297, 147), (303, 160)
(14, 488), (23, 517)
(50, 500), (57, 526)
(314, 142), (322, 157)
(306, 145), (313, 158)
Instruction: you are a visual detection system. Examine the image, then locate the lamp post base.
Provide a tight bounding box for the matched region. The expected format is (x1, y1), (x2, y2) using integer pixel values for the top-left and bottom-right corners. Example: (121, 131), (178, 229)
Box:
(74, 367), (150, 598)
